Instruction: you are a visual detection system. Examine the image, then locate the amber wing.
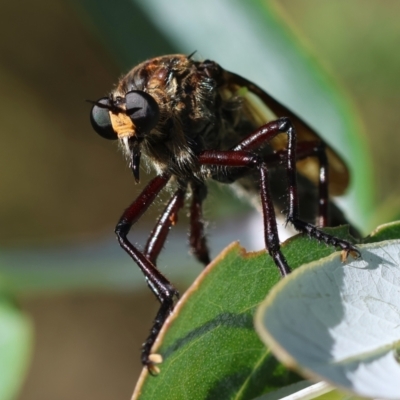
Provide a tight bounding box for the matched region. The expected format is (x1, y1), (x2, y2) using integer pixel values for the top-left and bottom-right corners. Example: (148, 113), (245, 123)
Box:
(220, 70), (349, 196)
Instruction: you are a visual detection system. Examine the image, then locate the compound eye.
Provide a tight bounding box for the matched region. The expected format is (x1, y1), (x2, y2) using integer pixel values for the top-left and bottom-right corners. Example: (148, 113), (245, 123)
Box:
(125, 91), (160, 135)
(90, 98), (118, 140)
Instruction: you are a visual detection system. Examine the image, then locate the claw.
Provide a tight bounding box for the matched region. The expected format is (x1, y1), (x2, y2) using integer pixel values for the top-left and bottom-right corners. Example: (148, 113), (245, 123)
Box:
(146, 353), (163, 375)
(340, 248), (361, 262)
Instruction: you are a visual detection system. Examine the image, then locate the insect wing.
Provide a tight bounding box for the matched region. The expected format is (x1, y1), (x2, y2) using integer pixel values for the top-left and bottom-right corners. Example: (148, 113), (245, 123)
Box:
(220, 70), (349, 196)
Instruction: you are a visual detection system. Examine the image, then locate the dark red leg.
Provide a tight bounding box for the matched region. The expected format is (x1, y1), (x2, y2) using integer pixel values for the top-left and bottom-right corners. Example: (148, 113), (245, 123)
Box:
(233, 119), (330, 226)
(189, 183), (210, 266)
(315, 142), (329, 227)
(264, 140), (329, 227)
(114, 173), (180, 372)
(267, 120), (356, 253)
(294, 141), (329, 227)
(200, 117), (359, 276)
(259, 162), (291, 275)
(232, 117), (356, 246)
(144, 187), (186, 265)
(199, 146), (291, 276)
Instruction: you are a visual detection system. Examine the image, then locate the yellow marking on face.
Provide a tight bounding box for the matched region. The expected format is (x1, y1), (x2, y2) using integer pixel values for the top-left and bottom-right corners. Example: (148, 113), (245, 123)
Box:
(109, 111), (136, 138)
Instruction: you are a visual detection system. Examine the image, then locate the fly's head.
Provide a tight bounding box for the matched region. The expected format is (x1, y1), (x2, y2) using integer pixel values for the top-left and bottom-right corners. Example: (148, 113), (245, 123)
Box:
(89, 89), (160, 183)
(90, 54), (218, 182)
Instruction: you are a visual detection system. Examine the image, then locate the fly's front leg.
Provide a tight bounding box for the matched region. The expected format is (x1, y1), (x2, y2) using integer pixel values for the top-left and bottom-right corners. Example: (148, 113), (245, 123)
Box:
(114, 173), (183, 373)
(199, 150), (291, 276)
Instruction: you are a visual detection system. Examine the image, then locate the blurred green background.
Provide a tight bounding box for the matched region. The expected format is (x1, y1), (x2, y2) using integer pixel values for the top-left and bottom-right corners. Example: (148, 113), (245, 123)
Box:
(0, 1), (399, 399)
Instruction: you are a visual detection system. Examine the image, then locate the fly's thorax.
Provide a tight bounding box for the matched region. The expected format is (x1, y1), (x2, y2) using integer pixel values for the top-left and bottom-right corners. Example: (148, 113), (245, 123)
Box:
(111, 56), (223, 179)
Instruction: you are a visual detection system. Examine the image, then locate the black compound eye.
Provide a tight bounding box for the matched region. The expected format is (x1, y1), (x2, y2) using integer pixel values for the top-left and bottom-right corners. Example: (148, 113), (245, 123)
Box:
(125, 91), (160, 135)
(90, 98), (118, 140)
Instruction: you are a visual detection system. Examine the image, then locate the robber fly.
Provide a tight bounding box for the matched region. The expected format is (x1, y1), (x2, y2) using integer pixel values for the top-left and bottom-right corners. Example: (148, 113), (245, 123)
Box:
(89, 54), (359, 374)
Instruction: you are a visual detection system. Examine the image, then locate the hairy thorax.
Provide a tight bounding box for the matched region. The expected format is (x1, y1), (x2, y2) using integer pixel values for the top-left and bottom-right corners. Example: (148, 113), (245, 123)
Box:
(111, 55), (248, 182)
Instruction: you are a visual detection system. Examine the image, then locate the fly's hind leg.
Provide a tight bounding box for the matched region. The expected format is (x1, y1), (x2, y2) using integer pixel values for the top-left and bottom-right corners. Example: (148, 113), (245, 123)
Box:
(199, 117), (359, 277)
(232, 117), (359, 259)
(270, 119), (359, 258)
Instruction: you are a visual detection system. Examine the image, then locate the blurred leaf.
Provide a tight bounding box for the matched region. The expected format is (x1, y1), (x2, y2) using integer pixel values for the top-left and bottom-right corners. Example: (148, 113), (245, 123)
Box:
(76, 0), (373, 232)
(73, 0), (176, 70)
(256, 234), (400, 399)
(0, 278), (32, 400)
(132, 227), (355, 399)
(364, 220), (400, 243)
(130, 0), (373, 231)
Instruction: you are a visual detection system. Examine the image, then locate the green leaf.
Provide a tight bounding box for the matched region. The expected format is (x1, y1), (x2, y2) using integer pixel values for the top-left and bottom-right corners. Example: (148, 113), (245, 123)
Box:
(256, 235), (400, 399)
(0, 279), (32, 400)
(133, 227), (356, 399)
(363, 220), (400, 243)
